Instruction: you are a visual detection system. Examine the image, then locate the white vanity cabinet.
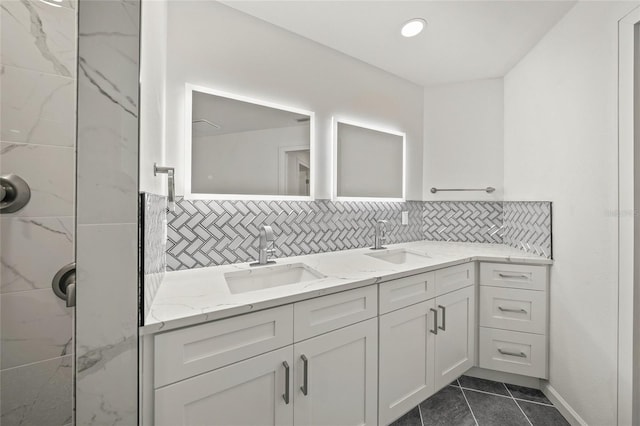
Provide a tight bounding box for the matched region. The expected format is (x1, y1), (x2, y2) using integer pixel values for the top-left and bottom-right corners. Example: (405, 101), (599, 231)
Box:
(293, 318), (378, 426)
(151, 287), (378, 426)
(155, 346), (294, 426)
(379, 299), (436, 426)
(147, 258), (550, 426)
(378, 263), (476, 425)
(478, 262), (549, 379)
(433, 285), (476, 389)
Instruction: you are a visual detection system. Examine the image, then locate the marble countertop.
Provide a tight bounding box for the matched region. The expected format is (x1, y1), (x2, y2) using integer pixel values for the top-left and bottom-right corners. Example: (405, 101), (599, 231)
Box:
(142, 241), (552, 335)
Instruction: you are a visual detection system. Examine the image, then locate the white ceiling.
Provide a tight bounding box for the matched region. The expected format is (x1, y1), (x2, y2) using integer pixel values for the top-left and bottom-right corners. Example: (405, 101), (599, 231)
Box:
(221, 0), (576, 87)
(192, 90), (309, 137)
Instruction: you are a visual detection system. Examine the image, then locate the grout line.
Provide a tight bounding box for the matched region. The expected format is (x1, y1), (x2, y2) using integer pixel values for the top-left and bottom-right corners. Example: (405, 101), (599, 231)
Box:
(513, 397), (554, 408)
(504, 383), (533, 426)
(460, 387), (513, 399)
(418, 401), (425, 426)
(459, 383), (479, 426)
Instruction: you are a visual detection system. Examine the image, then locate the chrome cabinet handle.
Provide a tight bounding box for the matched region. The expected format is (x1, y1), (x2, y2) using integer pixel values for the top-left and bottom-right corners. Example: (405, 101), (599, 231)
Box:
(498, 348), (527, 358)
(498, 306), (527, 314)
(430, 308), (438, 335)
(438, 305), (446, 331)
(300, 355), (309, 396)
(498, 273), (528, 279)
(282, 361), (290, 404)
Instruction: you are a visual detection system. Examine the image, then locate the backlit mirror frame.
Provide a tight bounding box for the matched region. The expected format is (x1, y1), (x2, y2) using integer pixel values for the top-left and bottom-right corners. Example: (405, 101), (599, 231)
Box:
(332, 117), (406, 202)
(184, 83), (316, 200)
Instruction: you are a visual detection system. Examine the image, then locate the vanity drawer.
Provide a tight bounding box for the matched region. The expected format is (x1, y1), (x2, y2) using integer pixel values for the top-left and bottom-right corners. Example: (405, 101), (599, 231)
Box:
(480, 287), (546, 334)
(379, 271), (436, 314)
(480, 263), (547, 291)
(154, 305), (293, 388)
(479, 327), (547, 379)
(434, 263), (475, 296)
(294, 286), (377, 342)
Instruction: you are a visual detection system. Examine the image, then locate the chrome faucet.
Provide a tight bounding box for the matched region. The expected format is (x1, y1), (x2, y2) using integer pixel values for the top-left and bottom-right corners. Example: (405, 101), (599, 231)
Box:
(251, 225), (277, 266)
(371, 219), (388, 250)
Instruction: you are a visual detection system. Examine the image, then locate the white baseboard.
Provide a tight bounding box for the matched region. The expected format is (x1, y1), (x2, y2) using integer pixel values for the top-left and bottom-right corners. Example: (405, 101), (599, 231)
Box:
(541, 383), (587, 426)
(465, 367), (542, 389)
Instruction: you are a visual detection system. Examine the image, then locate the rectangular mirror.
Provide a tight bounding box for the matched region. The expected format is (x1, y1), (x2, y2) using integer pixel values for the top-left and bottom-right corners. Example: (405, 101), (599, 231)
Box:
(333, 119), (406, 201)
(185, 84), (315, 200)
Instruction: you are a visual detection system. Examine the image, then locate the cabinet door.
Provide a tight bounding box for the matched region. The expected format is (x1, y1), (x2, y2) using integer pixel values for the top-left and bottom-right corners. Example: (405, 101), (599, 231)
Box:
(434, 286), (476, 390)
(294, 318), (378, 426)
(155, 346), (293, 426)
(379, 300), (436, 426)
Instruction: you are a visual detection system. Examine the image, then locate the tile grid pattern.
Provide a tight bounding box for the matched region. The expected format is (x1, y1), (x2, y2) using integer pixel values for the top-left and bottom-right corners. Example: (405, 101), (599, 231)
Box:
(164, 198), (552, 271)
(393, 375), (569, 426)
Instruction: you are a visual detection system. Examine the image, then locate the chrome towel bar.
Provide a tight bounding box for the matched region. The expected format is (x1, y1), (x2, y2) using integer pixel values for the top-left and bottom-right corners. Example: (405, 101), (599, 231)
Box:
(430, 187), (495, 194)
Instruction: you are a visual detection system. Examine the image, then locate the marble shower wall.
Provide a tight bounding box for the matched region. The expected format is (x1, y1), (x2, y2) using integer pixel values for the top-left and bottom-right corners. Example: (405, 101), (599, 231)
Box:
(76, 0), (140, 424)
(0, 0), (76, 424)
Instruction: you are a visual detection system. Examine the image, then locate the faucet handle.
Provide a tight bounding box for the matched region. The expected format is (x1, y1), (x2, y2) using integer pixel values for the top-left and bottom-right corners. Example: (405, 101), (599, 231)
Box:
(262, 225), (274, 240)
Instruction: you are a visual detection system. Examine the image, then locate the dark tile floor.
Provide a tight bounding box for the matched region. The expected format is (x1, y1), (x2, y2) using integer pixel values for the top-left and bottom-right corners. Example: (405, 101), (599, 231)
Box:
(390, 375), (570, 426)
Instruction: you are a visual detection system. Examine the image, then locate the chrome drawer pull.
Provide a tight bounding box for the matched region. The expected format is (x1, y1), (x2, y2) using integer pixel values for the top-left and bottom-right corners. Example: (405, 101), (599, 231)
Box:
(498, 306), (527, 314)
(430, 308), (438, 335)
(300, 355), (309, 396)
(282, 361), (290, 404)
(498, 273), (529, 279)
(498, 348), (527, 358)
(438, 305), (446, 331)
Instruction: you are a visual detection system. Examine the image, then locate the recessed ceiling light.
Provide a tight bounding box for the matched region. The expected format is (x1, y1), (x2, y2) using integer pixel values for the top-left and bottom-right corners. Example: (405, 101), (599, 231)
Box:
(401, 18), (427, 38)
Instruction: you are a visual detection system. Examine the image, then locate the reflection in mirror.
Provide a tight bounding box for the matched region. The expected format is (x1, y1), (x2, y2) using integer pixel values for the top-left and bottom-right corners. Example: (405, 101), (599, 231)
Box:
(333, 119), (405, 201)
(186, 85), (314, 199)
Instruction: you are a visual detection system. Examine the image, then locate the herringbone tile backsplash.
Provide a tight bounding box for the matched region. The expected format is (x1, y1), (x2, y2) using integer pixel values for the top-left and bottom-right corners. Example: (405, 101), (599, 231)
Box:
(163, 198), (551, 271)
(141, 193), (167, 321)
(166, 199), (425, 270)
(423, 202), (503, 243)
(503, 201), (552, 258)
(141, 195), (551, 322)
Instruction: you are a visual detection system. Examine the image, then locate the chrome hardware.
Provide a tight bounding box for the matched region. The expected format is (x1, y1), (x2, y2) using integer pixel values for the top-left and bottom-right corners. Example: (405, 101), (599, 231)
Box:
(154, 163), (175, 212)
(430, 308), (438, 335)
(250, 225), (277, 266)
(430, 187), (495, 194)
(498, 306), (527, 314)
(498, 348), (527, 358)
(438, 305), (446, 331)
(0, 174), (31, 213)
(498, 272), (529, 279)
(282, 361), (290, 404)
(300, 354), (309, 395)
(52, 262), (76, 307)
(371, 219), (388, 250)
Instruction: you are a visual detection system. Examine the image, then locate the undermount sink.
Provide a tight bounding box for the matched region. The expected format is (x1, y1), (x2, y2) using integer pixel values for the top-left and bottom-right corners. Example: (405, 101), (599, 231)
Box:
(366, 248), (431, 265)
(225, 263), (326, 294)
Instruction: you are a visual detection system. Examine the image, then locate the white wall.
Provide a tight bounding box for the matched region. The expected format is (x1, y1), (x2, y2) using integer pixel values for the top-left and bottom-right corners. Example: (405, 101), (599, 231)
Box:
(504, 2), (639, 424)
(165, 1), (423, 200)
(423, 78), (504, 201)
(192, 125), (309, 195)
(139, 0), (167, 194)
